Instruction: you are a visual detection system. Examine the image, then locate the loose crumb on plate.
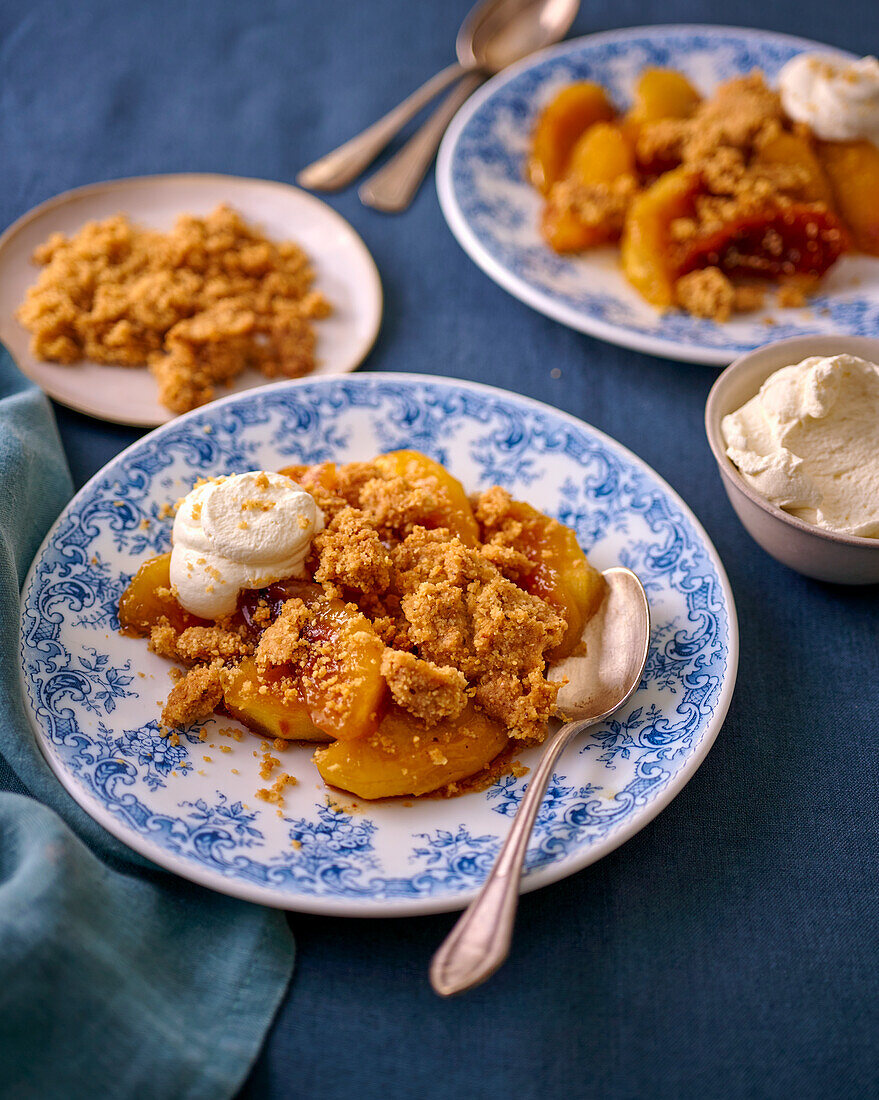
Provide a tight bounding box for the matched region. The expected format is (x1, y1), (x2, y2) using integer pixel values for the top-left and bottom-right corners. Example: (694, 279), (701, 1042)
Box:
(256, 772), (298, 807)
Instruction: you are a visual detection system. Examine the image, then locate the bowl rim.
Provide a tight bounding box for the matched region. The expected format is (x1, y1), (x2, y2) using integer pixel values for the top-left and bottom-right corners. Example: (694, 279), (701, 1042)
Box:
(704, 333), (879, 551)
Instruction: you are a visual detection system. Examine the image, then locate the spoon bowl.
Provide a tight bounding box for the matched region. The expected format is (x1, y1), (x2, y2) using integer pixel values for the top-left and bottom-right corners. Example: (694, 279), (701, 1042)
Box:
(551, 566), (651, 722)
(459, 0), (580, 72)
(429, 567), (650, 997)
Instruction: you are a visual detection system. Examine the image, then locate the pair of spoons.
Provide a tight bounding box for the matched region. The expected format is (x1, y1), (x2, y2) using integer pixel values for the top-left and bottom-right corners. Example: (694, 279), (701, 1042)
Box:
(302, 1), (648, 994)
(430, 567), (651, 996)
(297, 0), (580, 211)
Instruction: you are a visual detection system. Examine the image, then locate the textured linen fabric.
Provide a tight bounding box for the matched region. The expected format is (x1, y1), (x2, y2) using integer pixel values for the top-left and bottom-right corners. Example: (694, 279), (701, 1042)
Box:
(0, 1), (877, 1098)
(0, 351), (295, 1100)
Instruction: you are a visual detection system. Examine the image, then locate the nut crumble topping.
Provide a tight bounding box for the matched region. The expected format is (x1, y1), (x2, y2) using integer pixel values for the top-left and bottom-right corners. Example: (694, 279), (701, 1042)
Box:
(17, 205), (331, 413)
(162, 665), (224, 729)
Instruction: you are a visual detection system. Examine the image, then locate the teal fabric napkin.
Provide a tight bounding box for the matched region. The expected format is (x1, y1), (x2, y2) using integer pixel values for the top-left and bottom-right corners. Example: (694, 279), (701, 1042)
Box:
(0, 348), (294, 1100)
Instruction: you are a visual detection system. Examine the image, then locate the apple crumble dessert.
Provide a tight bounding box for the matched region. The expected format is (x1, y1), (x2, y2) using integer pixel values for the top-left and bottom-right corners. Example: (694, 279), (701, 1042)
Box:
(118, 452), (606, 799)
(528, 54), (879, 320)
(17, 204), (331, 413)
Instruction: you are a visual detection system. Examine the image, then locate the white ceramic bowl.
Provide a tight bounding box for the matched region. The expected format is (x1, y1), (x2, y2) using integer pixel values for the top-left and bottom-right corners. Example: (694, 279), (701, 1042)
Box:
(705, 335), (879, 585)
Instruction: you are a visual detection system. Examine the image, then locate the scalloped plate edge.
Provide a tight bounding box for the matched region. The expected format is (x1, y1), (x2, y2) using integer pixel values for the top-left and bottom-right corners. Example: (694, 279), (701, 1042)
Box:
(19, 372), (739, 915)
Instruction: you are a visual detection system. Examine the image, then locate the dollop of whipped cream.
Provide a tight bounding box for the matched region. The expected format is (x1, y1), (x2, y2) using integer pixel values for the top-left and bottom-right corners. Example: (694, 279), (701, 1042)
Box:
(778, 53), (879, 143)
(722, 354), (879, 538)
(170, 471), (325, 618)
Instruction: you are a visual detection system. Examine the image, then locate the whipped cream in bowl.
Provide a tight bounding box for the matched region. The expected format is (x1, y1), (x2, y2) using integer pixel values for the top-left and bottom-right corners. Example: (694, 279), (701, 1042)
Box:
(778, 53), (879, 143)
(170, 471), (325, 618)
(722, 353), (879, 538)
(705, 335), (879, 584)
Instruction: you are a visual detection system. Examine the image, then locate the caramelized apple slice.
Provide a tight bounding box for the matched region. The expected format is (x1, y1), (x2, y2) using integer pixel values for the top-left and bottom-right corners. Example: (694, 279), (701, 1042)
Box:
(373, 450), (480, 546)
(542, 203), (618, 253)
(229, 595), (386, 742)
(673, 204), (849, 281)
(541, 205), (612, 253)
(621, 168), (701, 308)
(623, 68), (700, 136)
(756, 130), (834, 206)
(314, 703), (510, 799)
(298, 599), (386, 738)
(543, 203), (620, 251)
(567, 121), (636, 185)
(119, 552), (205, 635)
(238, 577), (324, 630)
(817, 139), (879, 255)
(279, 461), (339, 494)
(223, 657), (330, 742)
(528, 82), (616, 193)
(542, 122), (637, 253)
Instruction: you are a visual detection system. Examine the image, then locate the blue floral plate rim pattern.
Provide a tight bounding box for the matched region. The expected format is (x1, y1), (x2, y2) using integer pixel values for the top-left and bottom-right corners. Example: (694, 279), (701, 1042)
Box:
(19, 373), (738, 916)
(436, 24), (873, 367)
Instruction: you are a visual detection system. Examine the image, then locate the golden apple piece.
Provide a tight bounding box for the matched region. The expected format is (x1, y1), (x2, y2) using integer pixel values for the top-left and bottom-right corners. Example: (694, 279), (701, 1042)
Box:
(756, 129), (834, 206)
(314, 703), (510, 799)
(817, 139), (879, 255)
(224, 598), (386, 742)
(492, 497), (606, 659)
(567, 121), (636, 185)
(223, 658), (330, 742)
(541, 122), (638, 253)
(118, 552), (204, 635)
(623, 67), (701, 138)
(621, 168), (700, 308)
(541, 202), (613, 253)
(528, 81), (616, 193)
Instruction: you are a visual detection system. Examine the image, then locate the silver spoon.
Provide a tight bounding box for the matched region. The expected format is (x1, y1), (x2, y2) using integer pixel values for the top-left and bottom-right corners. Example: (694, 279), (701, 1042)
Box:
(430, 567), (650, 997)
(297, 0), (579, 198)
(359, 0), (579, 212)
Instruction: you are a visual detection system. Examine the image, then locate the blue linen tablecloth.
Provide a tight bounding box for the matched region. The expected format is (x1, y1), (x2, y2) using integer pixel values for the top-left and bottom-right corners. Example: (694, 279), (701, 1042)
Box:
(0, 353), (296, 1100)
(1, 1), (877, 1098)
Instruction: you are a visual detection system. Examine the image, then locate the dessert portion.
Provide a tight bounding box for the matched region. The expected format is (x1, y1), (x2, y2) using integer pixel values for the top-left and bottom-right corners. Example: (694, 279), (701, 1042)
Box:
(119, 452), (607, 799)
(528, 55), (879, 320)
(17, 205), (331, 413)
(722, 353), (879, 537)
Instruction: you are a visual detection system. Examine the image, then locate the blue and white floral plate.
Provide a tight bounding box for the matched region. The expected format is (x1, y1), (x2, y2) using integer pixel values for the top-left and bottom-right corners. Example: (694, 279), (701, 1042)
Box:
(20, 374), (737, 915)
(437, 25), (877, 365)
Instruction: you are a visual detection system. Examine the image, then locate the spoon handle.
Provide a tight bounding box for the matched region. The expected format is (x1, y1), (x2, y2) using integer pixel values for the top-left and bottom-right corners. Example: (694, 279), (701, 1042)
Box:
(359, 70), (485, 212)
(296, 62), (466, 192)
(429, 717), (592, 997)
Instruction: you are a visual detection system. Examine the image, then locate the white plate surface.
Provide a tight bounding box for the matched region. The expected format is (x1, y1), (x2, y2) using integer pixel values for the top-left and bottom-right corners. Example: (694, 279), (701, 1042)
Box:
(0, 174), (382, 425)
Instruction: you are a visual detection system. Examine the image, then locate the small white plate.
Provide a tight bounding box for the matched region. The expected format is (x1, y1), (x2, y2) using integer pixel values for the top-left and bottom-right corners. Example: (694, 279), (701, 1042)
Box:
(20, 374), (738, 916)
(0, 174), (382, 426)
(436, 25), (879, 365)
